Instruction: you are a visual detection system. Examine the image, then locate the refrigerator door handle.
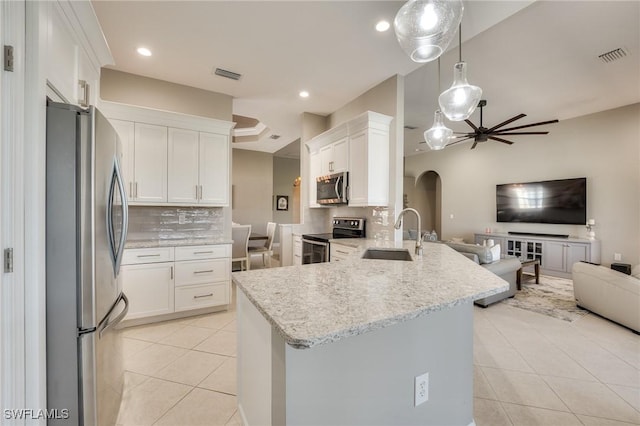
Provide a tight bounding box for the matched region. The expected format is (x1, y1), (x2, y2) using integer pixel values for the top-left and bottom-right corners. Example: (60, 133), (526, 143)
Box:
(98, 293), (129, 338)
(107, 157), (129, 276)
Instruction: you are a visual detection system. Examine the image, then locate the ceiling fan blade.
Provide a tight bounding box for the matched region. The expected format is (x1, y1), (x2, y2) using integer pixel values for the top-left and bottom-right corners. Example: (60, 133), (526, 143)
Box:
(447, 137), (473, 145)
(465, 119), (480, 132)
(470, 141), (478, 150)
(488, 136), (515, 145)
(497, 119), (559, 133)
(486, 113), (526, 133)
(494, 131), (550, 135)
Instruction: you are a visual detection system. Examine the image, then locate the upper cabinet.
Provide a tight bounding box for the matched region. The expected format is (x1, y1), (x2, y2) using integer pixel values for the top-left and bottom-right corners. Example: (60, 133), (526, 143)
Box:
(101, 102), (234, 207)
(306, 111), (392, 208)
(45, 1), (113, 106)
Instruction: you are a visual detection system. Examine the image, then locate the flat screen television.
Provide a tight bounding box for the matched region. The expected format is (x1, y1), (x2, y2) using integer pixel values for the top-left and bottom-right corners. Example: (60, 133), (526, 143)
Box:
(496, 178), (586, 225)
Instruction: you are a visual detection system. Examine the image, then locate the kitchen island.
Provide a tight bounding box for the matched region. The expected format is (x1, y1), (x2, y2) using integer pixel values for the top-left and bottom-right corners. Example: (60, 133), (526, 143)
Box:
(232, 241), (508, 426)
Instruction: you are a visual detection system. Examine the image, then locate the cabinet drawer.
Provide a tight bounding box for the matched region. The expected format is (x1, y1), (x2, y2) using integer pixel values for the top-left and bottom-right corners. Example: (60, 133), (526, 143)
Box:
(175, 283), (228, 312)
(122, 247), (174, 265)
(174, 259), (229, 286)
(175, 244), (231, 261)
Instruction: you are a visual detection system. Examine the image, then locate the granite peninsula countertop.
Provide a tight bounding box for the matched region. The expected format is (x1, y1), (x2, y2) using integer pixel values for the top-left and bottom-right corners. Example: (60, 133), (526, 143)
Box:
(125, 238), (233, 249)
(232, 240), (508, 349)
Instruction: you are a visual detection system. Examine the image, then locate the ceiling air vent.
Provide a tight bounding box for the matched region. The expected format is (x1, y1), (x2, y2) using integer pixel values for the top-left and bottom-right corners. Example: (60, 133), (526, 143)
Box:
(214, 68), (242, 80)
(598, 48), (628, 63)
(269, 134), (281, 140)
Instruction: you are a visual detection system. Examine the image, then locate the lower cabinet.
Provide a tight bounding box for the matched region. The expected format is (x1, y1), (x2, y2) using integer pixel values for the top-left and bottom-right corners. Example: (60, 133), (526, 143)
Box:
(543, 241), (589, 275)
(121, 244), (231, 321)
(293, 235), (302, 265)
(330, 243), (358, 262)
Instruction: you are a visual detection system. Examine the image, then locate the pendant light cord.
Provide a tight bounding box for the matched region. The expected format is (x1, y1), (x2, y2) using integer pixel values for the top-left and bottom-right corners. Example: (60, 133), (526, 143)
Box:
(458, 23), (462, 62)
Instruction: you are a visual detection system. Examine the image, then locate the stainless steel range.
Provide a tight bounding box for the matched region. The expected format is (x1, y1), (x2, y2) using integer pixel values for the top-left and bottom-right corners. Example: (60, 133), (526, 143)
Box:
(302, 217), (366, 264)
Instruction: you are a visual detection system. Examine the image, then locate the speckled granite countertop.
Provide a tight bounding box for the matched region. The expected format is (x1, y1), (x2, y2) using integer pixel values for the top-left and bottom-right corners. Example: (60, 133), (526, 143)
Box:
(125, 239), (233, 249)
(232, 240), (508, 349)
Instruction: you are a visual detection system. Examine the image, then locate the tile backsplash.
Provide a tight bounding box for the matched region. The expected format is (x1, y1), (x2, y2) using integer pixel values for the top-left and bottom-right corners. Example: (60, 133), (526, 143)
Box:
(127, 206), (224, 242)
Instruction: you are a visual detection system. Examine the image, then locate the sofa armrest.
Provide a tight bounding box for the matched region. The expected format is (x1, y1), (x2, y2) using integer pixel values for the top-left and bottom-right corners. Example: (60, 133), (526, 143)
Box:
(460, 252), (480, 264)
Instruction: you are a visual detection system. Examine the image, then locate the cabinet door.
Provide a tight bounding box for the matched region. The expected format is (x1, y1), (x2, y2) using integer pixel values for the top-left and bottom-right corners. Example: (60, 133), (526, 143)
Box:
(293, 236), (302, 265)
(47, 3), (79, 104)
(168, 128), (199, 203)
(111, 120), (135, 200)
(199, 132), (229, 205)
(331, 138), (349, 173)
(566, 243), (588, 271)
(121, 262), (174, 320)
(309, 151), (321, 208)
(347, 129), (368, 206)
(543, 242), (566, 272)
(319, 144), (333, 175)
(134, 123), (168, 202)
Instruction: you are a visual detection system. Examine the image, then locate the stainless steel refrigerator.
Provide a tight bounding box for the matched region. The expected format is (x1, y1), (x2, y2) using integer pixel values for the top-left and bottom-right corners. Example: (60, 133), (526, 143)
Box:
(46, 100), (129, 425)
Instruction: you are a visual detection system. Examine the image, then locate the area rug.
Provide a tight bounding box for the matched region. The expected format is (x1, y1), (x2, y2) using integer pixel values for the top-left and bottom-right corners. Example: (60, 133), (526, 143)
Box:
(501, 274), (589, 322)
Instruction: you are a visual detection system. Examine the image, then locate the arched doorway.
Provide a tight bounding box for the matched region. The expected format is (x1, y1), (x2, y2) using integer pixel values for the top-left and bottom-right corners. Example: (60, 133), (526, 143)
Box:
(404, 171), (442, 238)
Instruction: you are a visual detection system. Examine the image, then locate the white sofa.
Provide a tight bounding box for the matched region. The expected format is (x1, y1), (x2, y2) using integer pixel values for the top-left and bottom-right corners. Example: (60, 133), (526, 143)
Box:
(572, 262), (640, 333)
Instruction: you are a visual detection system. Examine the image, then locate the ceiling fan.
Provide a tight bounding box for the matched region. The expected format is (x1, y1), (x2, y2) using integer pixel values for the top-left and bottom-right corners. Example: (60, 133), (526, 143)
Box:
(447, 100), (559, 149)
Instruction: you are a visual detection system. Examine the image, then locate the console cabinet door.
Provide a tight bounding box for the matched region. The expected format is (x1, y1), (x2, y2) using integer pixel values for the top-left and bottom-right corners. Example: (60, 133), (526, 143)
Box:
(199, 132), (229, 205)
(121, 262), (174, 320)
(168, 128), (199, 203)
(543, 242), (567, 272)
(566, 243), (588, 271)
(134, 123), (168, 202)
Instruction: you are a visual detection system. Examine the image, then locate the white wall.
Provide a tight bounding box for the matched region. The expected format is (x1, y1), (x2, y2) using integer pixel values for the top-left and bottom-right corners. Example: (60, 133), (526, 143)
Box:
(232, 149), (273, 235)
(405, 103), (640, 266)
(272, 156), (300, 227)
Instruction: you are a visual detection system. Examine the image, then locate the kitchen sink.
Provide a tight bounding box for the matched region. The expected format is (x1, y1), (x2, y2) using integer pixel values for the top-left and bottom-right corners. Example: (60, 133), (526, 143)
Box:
(361, 248), (413, 261)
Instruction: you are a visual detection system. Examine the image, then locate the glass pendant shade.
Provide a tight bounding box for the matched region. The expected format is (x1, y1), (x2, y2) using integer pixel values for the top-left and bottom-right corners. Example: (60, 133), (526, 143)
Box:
(438, 62), (482, 121)
(424, 110), (453, 150)
(393, 0), (463, 63)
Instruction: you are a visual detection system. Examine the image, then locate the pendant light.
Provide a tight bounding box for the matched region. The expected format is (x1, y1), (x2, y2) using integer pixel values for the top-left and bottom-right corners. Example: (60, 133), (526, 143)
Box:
(393, 0), (463, 63)
(438, 24), (482, 121)
(425, 59), (452, 150)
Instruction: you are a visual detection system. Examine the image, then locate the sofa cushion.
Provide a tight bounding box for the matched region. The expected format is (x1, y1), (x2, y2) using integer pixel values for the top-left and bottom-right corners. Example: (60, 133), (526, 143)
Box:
(444, 241), (500, 264)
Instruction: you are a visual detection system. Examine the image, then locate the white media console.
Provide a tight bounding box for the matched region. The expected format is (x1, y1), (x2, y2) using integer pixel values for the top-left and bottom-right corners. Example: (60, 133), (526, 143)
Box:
(474, 233), (601, 279)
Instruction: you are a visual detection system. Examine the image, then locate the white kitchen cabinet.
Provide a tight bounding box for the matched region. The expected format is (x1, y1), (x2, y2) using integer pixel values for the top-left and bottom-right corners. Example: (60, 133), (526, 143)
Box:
(293, 235), (302, 266)
(101, 102), (233, 207)
(45, 1), (112, 107)
(320, 137), (348, 175)
(167, 130), (229, 205)
(348, 113), (392, 207)
(330, 243), (358, 262)
(111, 119), (135, 198)
(168, 128), (199, 203)
(134, 123), (168, 203)
(121, 262), (175, 320)
(121, 247), (176, 321)
(199, 132), (229, 205)
(121, 244), (231, 322)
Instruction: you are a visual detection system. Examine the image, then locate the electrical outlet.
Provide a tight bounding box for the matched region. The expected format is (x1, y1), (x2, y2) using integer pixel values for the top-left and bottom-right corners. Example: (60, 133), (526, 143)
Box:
(178, 213), (186, 225)
(614, 253), (622, 261)
(414, 372), (429, 406)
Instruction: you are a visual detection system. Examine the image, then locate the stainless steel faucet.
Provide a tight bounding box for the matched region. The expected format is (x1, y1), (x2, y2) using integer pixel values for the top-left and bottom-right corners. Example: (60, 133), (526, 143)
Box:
(394, 208), (423, 256)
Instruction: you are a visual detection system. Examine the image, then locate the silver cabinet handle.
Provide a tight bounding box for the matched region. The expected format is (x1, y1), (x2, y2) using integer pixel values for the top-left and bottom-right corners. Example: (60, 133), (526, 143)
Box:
(199, 185), (203, 200)
(336, 250), (349, 254)
(194, 293), (213, 299)
(195, 184), (199, 200)
(129, 182), (133, 197)
(137, 254), (161, 258)
(135, 182), (138, 198)
(194, 251), (214, 255)
(194, 270), (214, 274)
(170, 266), (174, 279)
(78, 79), (90, 107)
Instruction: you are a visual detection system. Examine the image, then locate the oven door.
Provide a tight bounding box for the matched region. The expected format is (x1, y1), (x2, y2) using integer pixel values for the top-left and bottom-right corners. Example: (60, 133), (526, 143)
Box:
(302, 239), (330, 264)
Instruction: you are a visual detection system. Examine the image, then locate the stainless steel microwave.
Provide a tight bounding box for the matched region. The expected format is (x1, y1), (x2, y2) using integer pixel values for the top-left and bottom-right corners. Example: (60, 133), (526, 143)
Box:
(317, 172), (348, 205)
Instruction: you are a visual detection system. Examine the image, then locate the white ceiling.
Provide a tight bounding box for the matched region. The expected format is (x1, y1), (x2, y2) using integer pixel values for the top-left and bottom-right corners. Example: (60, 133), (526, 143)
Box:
(92, 1), (640, 158)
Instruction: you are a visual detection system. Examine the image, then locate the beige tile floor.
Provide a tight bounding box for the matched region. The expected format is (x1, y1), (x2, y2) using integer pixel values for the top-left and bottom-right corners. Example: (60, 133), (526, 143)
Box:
(117, 266), (640, 426)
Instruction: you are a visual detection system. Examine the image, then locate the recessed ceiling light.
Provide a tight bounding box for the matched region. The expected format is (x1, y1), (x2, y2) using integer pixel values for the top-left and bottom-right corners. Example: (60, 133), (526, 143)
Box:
(137, 47), (152, 57)
(299, 91), (309, 98)
(375, 20), (390, 32)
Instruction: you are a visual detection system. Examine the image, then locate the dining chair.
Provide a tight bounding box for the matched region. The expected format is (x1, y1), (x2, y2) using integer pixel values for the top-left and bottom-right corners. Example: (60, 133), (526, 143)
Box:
(232, 224), (252, 271)
(248, 222), (277, 268)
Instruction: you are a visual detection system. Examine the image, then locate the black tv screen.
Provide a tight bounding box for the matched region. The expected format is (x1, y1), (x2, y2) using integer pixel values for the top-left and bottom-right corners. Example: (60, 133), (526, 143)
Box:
(496, 178), (586, 225)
